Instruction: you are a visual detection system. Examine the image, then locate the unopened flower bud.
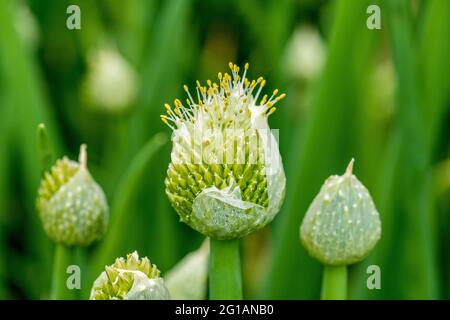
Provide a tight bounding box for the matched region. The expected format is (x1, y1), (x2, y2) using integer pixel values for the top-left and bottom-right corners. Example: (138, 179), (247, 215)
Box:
(36, 145), (108, 246)
(300, 159), (381, 265)
(90, 251), (170, 300)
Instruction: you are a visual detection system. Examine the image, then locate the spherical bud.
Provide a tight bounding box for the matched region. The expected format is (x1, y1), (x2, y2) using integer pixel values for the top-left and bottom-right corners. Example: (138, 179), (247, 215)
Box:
(90, 251), (170, 300)
(163, 63), (286, 240)
(36, 145), (109, 246)
(300, 159), (381, 265)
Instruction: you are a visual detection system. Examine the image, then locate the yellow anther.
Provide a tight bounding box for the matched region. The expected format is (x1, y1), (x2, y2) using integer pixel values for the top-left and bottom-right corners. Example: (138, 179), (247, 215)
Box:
(207, 79), (212, 87)
(245, 62), (249, 69)
(164, 103), (171, 111)
(260, 95), (268, 105)
(273, 89), (279, 96)
(276, 93), (286, 101)
(161, 117), (169, 125)
(229, 62), (233, 70)
(196, 80), (201, 88)
(269, 107), (276, 114)
(218, 72), (222, 80)
(174, 108), (181, 116)
(183, 85), (189, 92)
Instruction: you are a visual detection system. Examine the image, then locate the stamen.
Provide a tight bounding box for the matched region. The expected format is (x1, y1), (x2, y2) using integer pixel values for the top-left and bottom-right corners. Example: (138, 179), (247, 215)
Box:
(160, 63), (286, 130)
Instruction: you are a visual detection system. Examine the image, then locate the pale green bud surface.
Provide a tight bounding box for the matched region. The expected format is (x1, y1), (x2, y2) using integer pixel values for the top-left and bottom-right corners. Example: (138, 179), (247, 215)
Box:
(162, 63), (286, 240)
(300, 160), (381, 265)
(165, 240), (209, 300)
(90, 251), (170, 300)
(36, 145), (108, 246)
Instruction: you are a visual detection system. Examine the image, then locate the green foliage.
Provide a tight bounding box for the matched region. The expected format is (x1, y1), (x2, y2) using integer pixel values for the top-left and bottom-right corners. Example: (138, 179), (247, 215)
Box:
(0, 0), (449, 299)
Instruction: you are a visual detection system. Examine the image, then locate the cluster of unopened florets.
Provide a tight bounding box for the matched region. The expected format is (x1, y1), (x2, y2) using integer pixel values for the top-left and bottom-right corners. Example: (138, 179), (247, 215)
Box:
(161, 63), (287, 239)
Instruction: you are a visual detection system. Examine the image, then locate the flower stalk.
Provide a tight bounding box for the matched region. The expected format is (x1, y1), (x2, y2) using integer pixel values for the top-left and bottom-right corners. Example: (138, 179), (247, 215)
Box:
(209, 238), (242, 300)
(321, 265), (347, 300)
(51, 245), (77, 299)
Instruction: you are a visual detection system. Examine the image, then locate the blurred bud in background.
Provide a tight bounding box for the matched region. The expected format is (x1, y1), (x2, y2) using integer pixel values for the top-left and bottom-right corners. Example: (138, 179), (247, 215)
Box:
(283, 25), (324, 82)
(81, 46), (138, 114)
(14, 1), (40, 52)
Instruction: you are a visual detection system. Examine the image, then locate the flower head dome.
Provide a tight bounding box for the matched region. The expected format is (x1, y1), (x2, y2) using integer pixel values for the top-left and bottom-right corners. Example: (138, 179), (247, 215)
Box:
(162, 63), (286, 239)
(90, 251), (170, 300)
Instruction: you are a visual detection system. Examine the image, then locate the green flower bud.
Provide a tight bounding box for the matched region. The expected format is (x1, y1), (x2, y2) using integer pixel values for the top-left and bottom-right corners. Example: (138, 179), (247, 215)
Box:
(165, 240), (209, 300)
(90, 251), (170, 300)
(162, 63), (286, 240)
(300, 159), (381, 265)
(36, 145), (109, 246)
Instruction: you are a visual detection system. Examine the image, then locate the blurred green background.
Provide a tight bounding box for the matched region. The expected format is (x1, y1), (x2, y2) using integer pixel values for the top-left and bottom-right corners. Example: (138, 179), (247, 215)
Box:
(0, 0), (449, 299)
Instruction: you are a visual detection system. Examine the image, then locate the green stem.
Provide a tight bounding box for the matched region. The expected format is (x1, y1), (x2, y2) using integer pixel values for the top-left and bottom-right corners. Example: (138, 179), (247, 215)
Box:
(321, 265), (347, 300)
(209, 239), (242, 300)
(51, 245), (78, 300)
(75, 247), (89, 299)
(37, 123), (54, 175)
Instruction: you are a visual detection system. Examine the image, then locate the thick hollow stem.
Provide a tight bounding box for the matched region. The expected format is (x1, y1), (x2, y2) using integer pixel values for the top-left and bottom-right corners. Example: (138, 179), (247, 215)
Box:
(51, 245), (78, 300)
(209, 238), (242, 299)
(321, 265), (347, 300)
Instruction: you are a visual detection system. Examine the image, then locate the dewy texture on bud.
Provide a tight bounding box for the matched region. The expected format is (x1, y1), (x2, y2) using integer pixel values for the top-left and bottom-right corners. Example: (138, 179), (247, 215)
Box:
(300, 159), (381, 266)
(162, 63), (286, 239)
(90, 251), (170, 300)
(36, 145), (109, 246)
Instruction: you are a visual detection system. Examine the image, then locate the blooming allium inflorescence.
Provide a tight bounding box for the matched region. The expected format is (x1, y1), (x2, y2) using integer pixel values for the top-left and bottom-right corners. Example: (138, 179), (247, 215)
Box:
(162, 63), (286, 239)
